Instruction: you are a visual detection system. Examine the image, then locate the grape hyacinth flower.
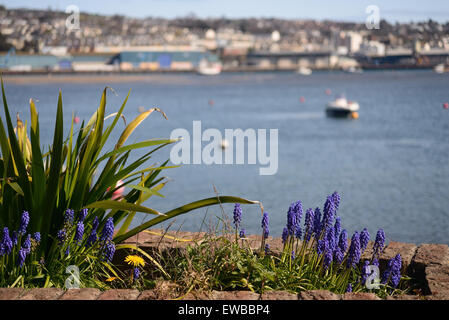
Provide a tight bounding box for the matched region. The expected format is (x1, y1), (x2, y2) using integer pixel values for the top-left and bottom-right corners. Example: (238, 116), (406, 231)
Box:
(264, 244), (270, 255)
(19, 211), (30, 235)
(239, 228), (246, 239)
(261, 212), (269, 239)
(78, 208), (88, 222)
(361, 260), (370, 285)
(295, 226), (302, 240)
(233, 203), (242, 229)
(86, 230), (97, 248)
(313, 207), (322, 238)
(346, 283), (352, 293)
(286, 200), (303, 236)
(293, 200), (303, 233)
(282, 227), (288, 244)
(1, 227), (13, 255)
(382, 254), (402, 287)
(323, 247), (333, 270)
(372, 229), (386, 258)
(86, 217), (100, 248)
(23, 234), (31, 254)
(322, 195), (336, 232)
(64, 209), (75, 226)
(100, 217), (114, 242)
(331, 191), (341, 212)
(65, 246), (70, 256)
(287, 202), (297, 236)
(326, 227), (335, 252)
(133, 267), (140, 281)
(304, 208), (315, 242)
(334, 247), (344, 265)
(316, 239), (325, 256)
(334, 217), (341, 244)
(338, 229), (348, 253)
(75, 222), (84, 245)
(11, 231), (18, 246)
(347, 232), (361, 268)
(102, 241), (116, 263)
(360, 228), (370, 252)
(17, 248), (27, 268)
(33, 232), (41, 243)
(390, 255), (402, 288)
(92, 216), (99, 231)
(57, 229), (66, 245)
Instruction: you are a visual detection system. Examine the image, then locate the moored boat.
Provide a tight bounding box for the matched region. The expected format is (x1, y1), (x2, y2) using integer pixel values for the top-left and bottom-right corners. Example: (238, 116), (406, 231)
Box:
(296, 67), (312, 75)
(197, 59), (222, 75)
(434, 63), (448, 74)
(343, 66), (363, 74)
(326, 95), (359, 118)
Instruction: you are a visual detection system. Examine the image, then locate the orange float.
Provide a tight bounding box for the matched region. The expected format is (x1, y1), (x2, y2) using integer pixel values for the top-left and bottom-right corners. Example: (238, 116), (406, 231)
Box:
(350, 112), (359, 119)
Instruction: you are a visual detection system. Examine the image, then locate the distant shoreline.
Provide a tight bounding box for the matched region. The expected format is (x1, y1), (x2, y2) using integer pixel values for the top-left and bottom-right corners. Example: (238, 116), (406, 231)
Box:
(1, 67), (436, 84)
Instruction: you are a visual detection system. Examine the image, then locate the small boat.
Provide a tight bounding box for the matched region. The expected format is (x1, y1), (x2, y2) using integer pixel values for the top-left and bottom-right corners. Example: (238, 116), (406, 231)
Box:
(297, 67), (312, 75)
(220, 139), (229, 149)
(326, 95), (359, 118)
(434, 63), (448, 74)
(197, 59), (222, 75)
(343, 66), (363, 74)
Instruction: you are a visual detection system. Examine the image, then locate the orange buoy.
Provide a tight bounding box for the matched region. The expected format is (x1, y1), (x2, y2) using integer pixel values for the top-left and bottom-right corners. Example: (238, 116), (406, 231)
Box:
(299, 96), (306, 103)
(350, 112), (359, 119)
(444, 102), (449, 109)
(325, 89), (331, 95)
(74, 116), (80, 124)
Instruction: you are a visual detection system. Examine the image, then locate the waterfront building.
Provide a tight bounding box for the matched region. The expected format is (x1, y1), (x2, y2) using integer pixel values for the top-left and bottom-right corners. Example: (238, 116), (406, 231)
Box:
(108, 50), (220, 71)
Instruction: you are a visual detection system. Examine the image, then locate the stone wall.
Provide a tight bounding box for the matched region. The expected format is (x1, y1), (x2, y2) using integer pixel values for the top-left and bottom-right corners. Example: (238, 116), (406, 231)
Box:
(0, 230), (448, 300)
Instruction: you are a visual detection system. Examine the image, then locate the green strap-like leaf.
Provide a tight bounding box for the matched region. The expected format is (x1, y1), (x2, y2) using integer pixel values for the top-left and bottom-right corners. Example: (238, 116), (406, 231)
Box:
(85, 200), (164, 216)
(41, 91), (64, 235)
(1, 77), (33, 210)
(29, 99), (46, 211)
(94, 138), (177, 165)
(113, 196), (262, 243)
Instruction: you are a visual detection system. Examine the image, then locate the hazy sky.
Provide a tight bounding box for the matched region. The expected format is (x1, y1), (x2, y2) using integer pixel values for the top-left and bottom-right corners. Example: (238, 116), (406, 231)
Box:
(1, 0), (448, 22)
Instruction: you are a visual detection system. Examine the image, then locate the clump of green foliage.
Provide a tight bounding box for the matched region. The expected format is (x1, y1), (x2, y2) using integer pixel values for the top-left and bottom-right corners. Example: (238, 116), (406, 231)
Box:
(0, 77), (259, 288)
(150, 199), (412, 299)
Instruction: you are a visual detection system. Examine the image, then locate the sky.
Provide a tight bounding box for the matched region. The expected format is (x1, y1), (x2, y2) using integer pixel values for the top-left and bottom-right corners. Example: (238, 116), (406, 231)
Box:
(1, 0), (448, 23)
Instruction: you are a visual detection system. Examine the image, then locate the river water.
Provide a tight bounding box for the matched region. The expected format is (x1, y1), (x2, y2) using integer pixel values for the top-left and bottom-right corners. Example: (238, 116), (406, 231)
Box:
(3, 70), (449, 244)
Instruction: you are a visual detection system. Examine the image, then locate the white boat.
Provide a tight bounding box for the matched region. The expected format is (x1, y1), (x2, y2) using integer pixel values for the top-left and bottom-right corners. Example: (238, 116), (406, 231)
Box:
(297, 67), (312, 75)
(197, 59), (222, 75)
(344, 66), (363, 74)
(326, 95), (359, 118)
(434, 63), (446, 74)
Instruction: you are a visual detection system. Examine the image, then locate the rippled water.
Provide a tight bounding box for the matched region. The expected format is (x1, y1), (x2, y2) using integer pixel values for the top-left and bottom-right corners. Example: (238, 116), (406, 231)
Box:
(3, 70), (449, 244)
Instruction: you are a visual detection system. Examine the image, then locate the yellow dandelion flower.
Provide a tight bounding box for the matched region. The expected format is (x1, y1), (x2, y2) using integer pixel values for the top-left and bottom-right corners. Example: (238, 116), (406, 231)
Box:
(124, 255), (145, 267)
